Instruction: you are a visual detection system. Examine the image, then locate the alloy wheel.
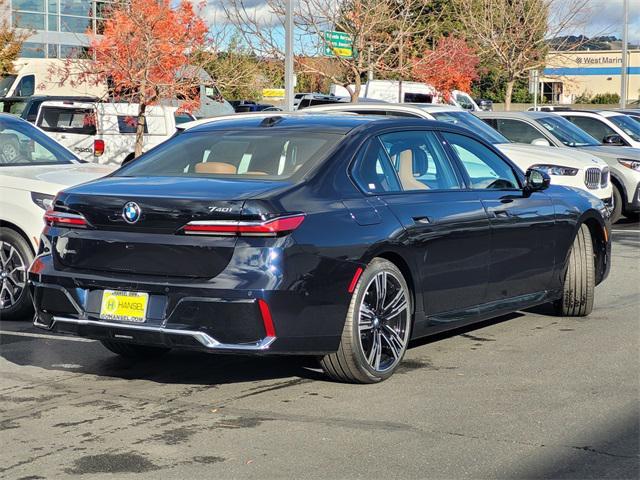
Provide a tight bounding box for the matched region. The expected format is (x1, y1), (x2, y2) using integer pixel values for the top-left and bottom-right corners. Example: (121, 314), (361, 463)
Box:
(0, 240), (27, 310)
(358, 271), (410, 372)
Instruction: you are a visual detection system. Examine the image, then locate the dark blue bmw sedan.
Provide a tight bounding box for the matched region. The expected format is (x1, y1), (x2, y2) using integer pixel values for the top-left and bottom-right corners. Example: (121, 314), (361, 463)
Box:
(29, 114), (611, 383)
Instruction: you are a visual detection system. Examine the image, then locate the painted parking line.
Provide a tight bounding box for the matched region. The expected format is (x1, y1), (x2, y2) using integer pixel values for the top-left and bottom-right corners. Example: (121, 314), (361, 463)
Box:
(0, 331), (94, 342)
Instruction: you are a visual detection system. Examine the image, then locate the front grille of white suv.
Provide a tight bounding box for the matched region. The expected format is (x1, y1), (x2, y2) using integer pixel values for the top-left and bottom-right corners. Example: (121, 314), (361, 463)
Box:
(585, 168), (602, 190)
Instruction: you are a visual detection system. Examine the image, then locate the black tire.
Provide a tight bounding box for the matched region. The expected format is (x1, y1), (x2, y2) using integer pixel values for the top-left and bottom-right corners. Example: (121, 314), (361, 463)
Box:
(610, 184), (623, 224)
(321, 258), (412, 383)
(623, 211), (639, 223)
(100, 340), (170, 358)
(555, 224), (595, 317)
(0, 227), (34, 320)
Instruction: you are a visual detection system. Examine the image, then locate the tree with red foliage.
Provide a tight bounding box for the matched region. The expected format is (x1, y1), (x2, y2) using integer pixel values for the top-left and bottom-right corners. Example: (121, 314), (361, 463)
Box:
(411, 37), (479, 102)
(61, 0), (208, 158)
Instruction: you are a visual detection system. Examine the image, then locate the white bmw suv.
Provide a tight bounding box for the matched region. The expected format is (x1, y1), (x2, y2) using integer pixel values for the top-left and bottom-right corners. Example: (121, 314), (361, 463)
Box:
(0, 113), (113, 319)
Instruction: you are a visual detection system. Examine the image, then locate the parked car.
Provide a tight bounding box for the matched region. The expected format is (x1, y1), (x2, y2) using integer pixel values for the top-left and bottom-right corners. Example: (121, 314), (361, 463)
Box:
(304, 103), (612, 206)
(476, 111), (640, 223)
(30, 114), (610, 383)
(527, 106), (572, 112)
(613, 109), (640, 123)
(474, 98), (493, 111)
(0, 113), (112, 319)
(555, 110), (640, 149)
(0, 95), (99, 123)
(35, 100), (179, 165)
(229, 100), (277, 113)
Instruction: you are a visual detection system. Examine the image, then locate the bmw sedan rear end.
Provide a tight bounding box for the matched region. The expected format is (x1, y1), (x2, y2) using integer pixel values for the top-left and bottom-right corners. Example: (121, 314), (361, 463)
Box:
(29, 115), (368, 357)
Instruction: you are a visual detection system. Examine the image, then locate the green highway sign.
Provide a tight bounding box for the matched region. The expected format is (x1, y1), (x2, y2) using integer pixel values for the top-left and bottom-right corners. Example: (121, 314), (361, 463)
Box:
(323, 30), (353, 58)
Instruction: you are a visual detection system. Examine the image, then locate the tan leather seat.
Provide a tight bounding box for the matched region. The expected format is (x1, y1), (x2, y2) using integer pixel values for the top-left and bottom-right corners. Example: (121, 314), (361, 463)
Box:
(398, 150), (428, 190)
(194, 162), (236, 174)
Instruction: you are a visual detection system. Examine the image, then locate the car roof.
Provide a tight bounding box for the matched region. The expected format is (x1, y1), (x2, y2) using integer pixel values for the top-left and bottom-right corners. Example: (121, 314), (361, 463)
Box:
(181, 112), (473, 137)
(554, 110), (621, 117)
(304, 102), (462, 116)
(474, 111), (553, 120)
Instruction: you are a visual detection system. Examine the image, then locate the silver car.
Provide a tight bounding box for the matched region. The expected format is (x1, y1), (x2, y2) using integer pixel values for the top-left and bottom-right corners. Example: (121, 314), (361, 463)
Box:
(476, 111), (640, 223)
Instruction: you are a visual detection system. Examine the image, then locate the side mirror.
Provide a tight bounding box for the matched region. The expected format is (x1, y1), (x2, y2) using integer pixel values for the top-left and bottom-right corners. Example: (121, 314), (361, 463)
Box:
(531, 137), (551, 146)
(603, 134), (624, 146)
(525, 168), (550, 192)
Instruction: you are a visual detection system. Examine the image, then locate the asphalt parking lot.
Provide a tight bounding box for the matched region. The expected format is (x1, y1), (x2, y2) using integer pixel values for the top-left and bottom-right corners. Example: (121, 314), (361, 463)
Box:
(1, 220), (638, 480)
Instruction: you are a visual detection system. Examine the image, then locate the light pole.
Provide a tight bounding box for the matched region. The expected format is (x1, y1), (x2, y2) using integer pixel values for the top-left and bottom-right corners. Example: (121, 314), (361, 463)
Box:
(620, 0), (629, 108)
(284, 0), (294, 112)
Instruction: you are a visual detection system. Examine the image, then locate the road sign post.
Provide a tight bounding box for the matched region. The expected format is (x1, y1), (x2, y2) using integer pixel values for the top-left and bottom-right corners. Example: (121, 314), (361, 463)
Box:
(323, 31), (353, 58)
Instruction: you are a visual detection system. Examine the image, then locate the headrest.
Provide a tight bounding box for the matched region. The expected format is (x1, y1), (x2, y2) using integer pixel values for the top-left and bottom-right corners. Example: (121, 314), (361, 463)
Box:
(194, 162), (236, 174)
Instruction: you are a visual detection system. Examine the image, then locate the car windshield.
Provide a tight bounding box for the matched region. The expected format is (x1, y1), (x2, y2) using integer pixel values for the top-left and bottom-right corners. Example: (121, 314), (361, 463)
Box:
(607, 114), (640, 142)
(0, 75), (17, 97)
(116, 130), (343, 180)
(0, 117), (77, 165)
(537, 115), (600, 147)
(429, 110), (509, 144)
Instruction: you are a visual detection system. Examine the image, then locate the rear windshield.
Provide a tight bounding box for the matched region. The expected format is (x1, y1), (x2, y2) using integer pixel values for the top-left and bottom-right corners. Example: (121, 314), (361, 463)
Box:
(116, 130), (343, 180)
(38, 107), (97, 135)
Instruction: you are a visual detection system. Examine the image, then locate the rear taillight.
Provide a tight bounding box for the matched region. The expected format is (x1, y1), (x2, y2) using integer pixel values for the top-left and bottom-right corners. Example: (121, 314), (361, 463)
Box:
(94, 139), (105, 157)
(44, 210), (88, 228)
(183, 214), (305, 237)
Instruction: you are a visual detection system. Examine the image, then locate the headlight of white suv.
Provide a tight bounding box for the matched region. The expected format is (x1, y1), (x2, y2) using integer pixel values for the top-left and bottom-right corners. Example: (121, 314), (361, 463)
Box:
(618, 159), (640, 171)
(31, 192), (55, 210)
(531, 164), (579, 176)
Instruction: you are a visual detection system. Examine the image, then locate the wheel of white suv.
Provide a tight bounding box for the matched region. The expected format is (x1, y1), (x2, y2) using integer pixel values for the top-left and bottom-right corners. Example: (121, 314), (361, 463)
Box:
(555, 224), (595, 317)
(321, 258), (412, 383)
(611, 184), (623, 224)
(0, 228), (34, 320)
(100, 340), (171, 358)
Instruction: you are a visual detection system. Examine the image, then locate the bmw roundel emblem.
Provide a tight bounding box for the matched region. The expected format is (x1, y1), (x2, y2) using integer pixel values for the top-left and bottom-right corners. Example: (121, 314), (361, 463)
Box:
(122, 202), (141, 224)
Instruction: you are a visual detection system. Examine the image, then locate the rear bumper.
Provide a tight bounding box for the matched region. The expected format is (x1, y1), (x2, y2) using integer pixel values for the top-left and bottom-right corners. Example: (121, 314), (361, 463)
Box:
(29, 254), (352, 355)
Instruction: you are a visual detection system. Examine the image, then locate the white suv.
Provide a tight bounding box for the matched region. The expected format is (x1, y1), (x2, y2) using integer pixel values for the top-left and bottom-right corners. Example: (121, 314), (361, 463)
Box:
(556, 110), (640, 149)
(305, 103), (612, 204)
(0, 114), (113, 319)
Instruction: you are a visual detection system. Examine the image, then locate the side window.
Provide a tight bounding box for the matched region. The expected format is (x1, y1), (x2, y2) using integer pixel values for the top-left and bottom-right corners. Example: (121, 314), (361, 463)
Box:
(494, 119), (547, 144)
(379, 131), (463, 190)
(564, 116), (616, 143)
(351, 139), (402, 193)
(117, 116), (149, 134)
(442, 132), (520, 190)
(38, 107), (97, 135)
(15, 75), (35, 97)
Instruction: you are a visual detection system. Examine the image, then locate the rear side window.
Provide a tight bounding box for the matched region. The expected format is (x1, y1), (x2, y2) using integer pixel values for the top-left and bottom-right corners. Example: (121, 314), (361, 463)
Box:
(116, 130), (342, 180)
(379, 131), (463, 190)
(442, 132), (520, 190)
(563, 115), (617, 144)
(38, 107), (97, 135)
(117, 116), (149, 134)
(351, 139), (401, 193)
(492, 118), (547, 144)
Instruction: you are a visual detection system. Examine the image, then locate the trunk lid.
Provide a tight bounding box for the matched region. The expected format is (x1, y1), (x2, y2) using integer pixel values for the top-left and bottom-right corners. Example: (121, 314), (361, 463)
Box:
(53, 176), (291, 277)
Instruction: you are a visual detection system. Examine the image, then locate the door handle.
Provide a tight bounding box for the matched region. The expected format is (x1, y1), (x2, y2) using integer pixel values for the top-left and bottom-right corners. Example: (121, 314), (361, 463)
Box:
(412, 216), (431, 225)
(493, 210), (511, 218)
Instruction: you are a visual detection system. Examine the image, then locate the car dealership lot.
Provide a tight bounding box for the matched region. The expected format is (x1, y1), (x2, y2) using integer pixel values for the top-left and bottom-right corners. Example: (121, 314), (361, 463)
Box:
(1, 222), (638, 479)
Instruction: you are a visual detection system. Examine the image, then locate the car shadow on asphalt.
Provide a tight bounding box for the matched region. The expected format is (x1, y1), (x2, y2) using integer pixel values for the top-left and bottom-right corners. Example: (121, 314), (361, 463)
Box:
(2, 311), (527, 386)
